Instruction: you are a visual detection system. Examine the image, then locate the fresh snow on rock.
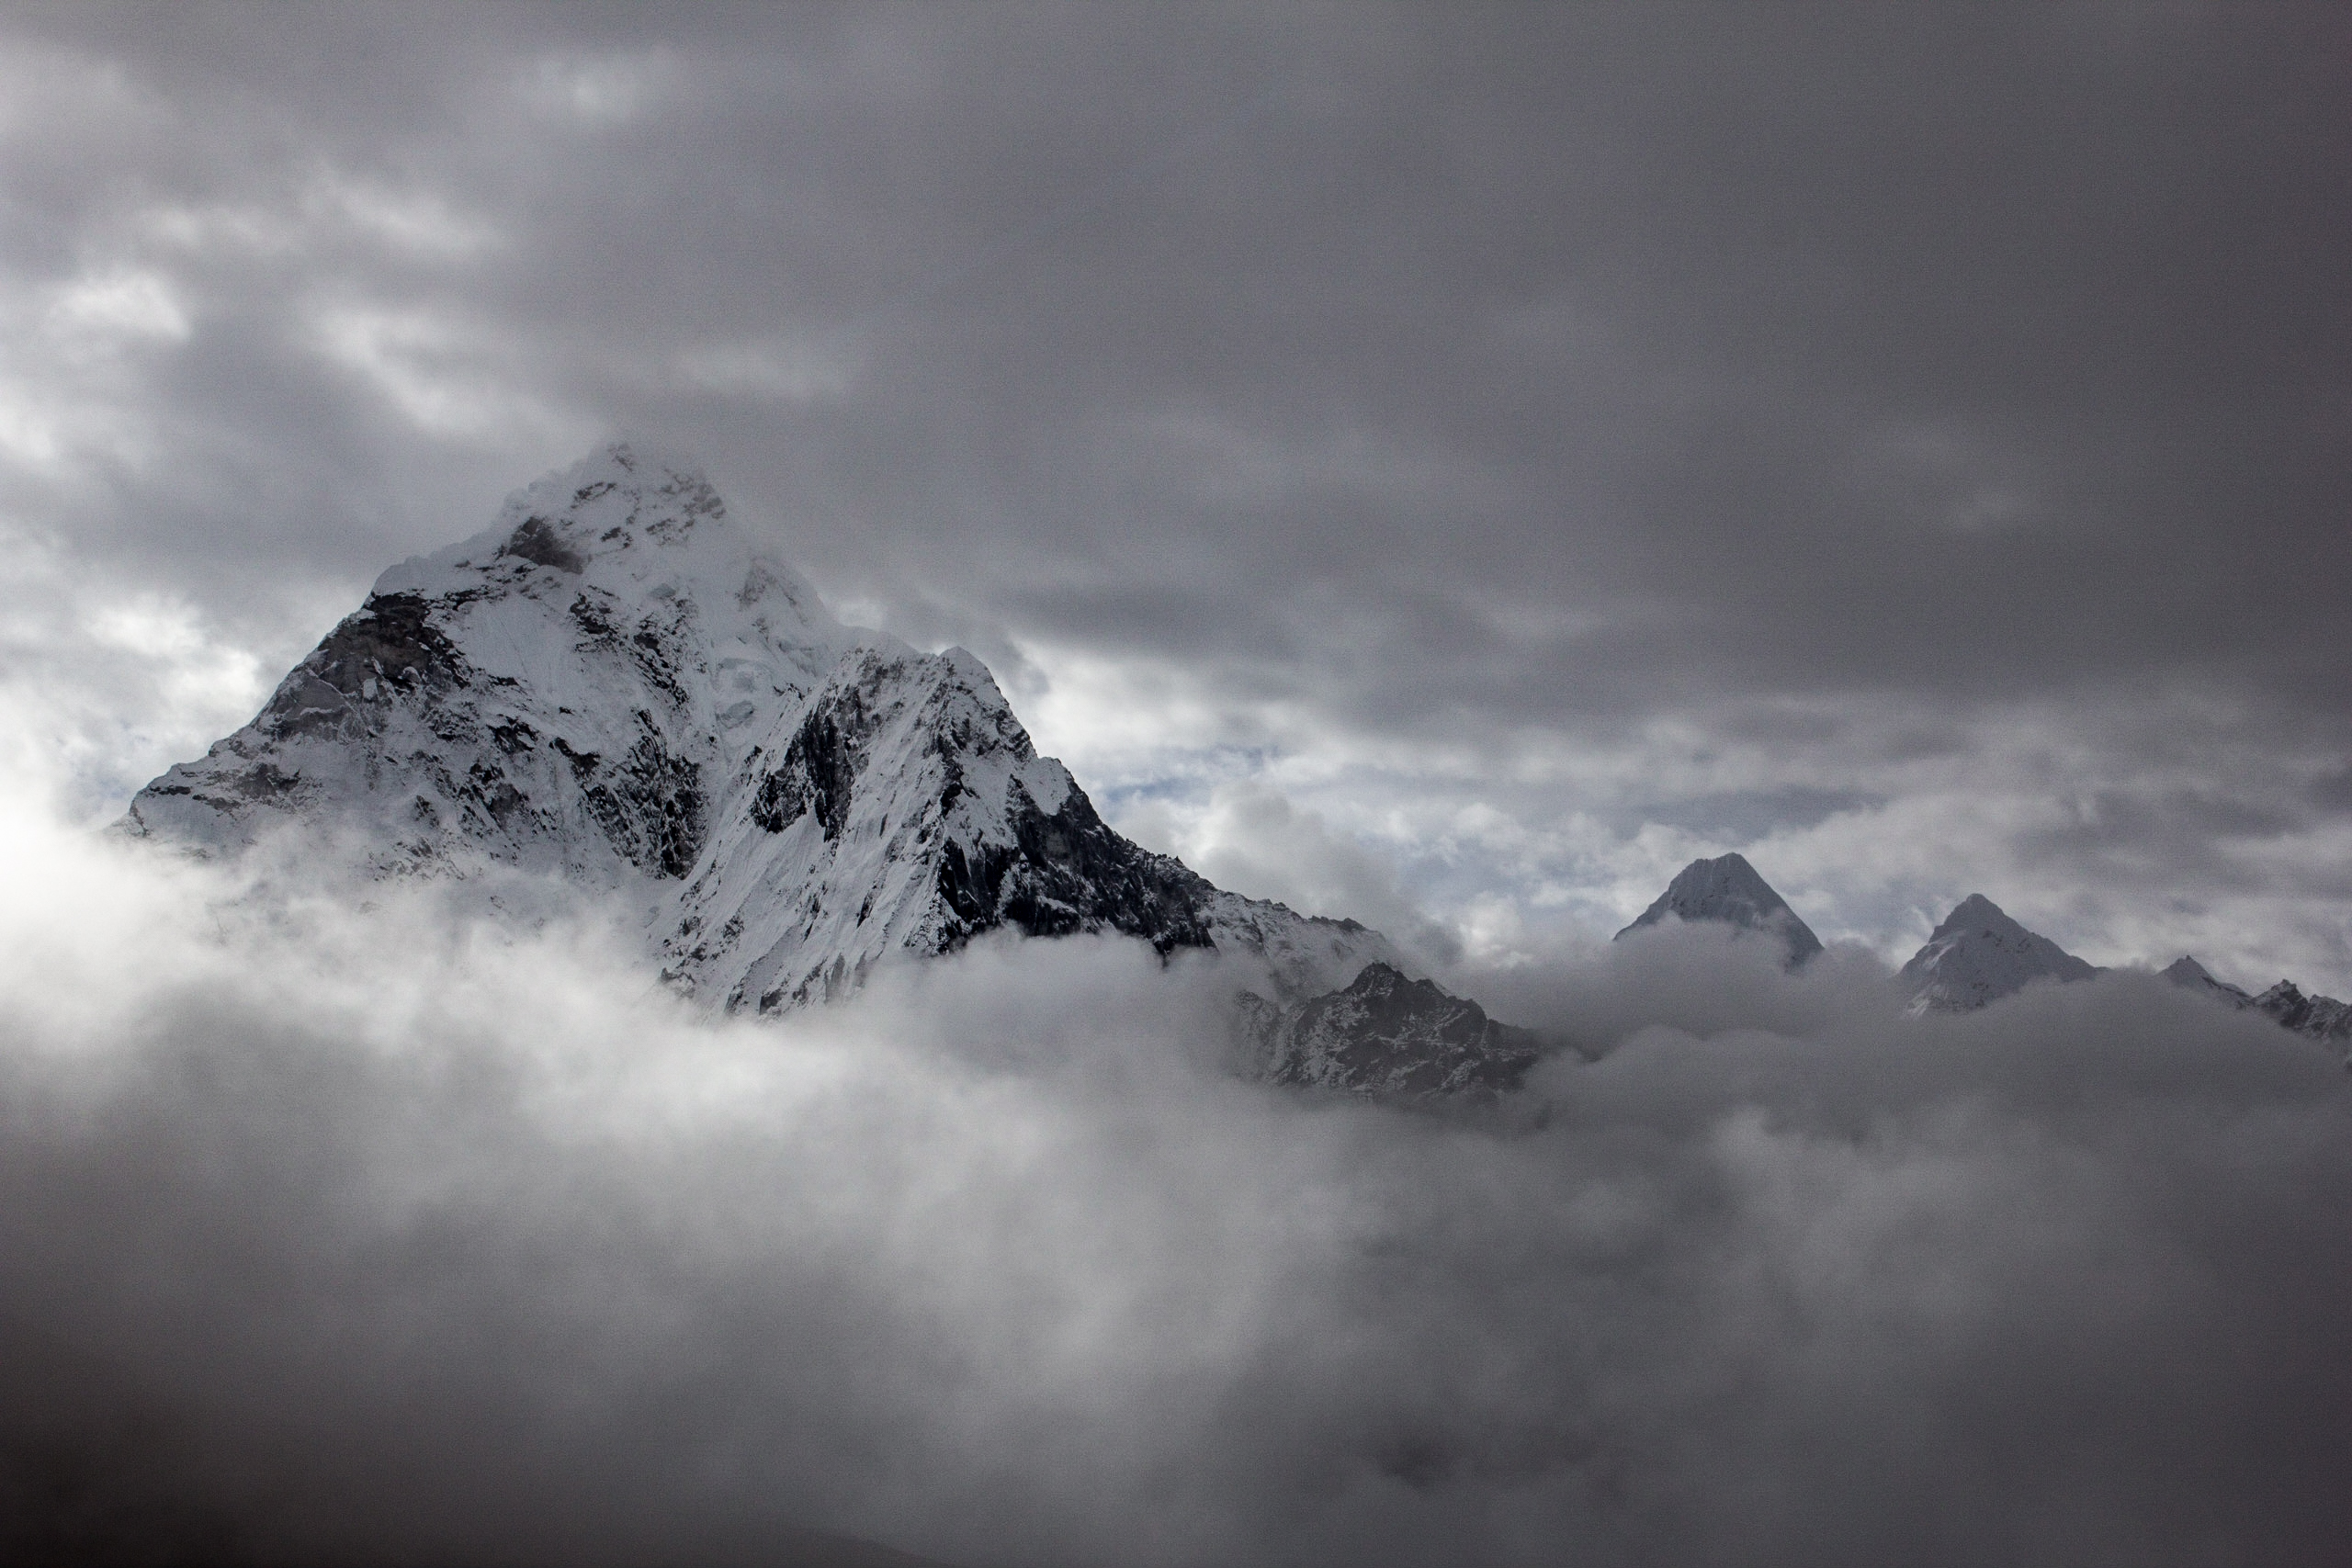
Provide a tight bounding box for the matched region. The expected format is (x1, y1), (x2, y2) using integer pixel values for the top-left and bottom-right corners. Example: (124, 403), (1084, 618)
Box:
(125, 441), (847, 883)
(1900, 894), (2099, 1013)
(122, 442), (1395, 1014)
(1614, 852), (1824, 965)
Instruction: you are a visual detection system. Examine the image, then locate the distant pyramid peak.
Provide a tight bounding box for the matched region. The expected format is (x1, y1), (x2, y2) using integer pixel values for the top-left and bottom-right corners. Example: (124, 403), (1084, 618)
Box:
(1900, 893), (2098, 1013)
(1614, 852), (1824, 965)
(2162, 955), (2255, 1009)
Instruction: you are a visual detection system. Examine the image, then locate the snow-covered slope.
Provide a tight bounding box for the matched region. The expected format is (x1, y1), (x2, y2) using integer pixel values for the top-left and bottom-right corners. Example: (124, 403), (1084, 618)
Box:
(125, 442), (844, 883)
(123, 442), (1393, 1012)
(2161, 955), (2256, 1009)
(1257, 963), (1537, 1099)
(1900, 894), (2100, 1013)
(660, 638), (1385, 1010)
(1614, 852), (1823, 965)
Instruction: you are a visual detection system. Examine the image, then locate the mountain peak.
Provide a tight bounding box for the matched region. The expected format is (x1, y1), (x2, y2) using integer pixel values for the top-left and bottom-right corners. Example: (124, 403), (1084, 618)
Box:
(123, 444), (1398, 1020)
(2163, 955), (2255, 1009)
(1900, 894), (2099, 1013)
(371, 441), (821, 618)
(1615, 852), (1824, 965)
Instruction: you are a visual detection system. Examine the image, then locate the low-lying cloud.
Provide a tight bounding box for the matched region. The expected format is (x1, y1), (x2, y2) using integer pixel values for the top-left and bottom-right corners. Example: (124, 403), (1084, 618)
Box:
(3, 799), (2349, 1567)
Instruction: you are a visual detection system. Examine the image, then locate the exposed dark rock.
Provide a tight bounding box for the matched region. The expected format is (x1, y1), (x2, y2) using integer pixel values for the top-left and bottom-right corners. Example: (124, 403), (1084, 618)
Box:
(2255, 980), (2352, 1043)
(749, 699), (868, 839)
(567, 715), (705, 876)
(260, 592), (469, 740)
(568, 591), (619, 640)
(499, 514), (586, 572)
(487, 718), (537, 755)
(1267, 962), (1540, 1099)
(935, 779), (1216, 955)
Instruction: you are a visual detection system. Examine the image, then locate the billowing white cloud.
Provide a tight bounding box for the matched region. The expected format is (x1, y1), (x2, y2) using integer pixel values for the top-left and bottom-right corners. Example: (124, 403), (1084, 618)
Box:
(1, 762), (2347, 1566)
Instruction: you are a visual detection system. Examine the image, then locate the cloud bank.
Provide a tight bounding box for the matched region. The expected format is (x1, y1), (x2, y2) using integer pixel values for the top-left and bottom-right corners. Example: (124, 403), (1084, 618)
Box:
(4, 788), (2348, 1567)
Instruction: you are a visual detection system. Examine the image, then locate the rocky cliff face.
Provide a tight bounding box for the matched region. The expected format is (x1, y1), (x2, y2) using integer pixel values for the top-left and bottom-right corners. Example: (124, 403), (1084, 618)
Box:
(122, 444), (1471, 1078)
(1257, 963), (1539, 1100)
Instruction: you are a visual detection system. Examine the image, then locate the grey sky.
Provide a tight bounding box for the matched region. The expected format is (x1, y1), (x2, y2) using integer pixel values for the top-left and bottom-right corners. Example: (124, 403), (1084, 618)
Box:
(3, 2), (2348, 986)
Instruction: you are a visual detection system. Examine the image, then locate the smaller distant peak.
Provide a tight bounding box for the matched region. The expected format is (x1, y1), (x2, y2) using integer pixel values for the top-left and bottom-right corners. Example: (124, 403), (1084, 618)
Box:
(1924, 894), (2033, 942)
(1901, 893), (2098, 1011)
(1668, 851), (1760, 887)
(2164, 954), (2256, 1009)
(1616, 852), (1823, 964)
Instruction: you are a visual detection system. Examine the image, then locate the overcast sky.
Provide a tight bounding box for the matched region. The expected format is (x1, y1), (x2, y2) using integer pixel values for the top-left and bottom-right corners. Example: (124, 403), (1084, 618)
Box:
(5, 2), (2349, 988)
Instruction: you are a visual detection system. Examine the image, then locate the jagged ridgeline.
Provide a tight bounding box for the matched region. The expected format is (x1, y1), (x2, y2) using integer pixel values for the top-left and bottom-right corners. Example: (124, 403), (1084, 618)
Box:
(1613, 857), (2350, 1062)
(121, 443), (1540, 1094)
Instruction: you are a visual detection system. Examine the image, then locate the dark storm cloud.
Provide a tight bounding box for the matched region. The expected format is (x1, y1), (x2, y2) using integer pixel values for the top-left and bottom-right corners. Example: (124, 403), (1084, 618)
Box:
(6, 14), (2352, 1562)
(3, 4), (2347, 960)
(4, 829), (2351, 1566)
(11, 2), (2346, 687)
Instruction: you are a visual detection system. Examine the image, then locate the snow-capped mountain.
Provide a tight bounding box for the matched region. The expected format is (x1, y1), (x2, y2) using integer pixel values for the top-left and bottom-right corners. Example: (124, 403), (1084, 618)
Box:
(1253, 963), (1539, 1100)
(119, 441), (2342, 1088)
(1615, 852), (1824, 965)
(1900, 894), (2100, 1013)
(129, 445), (842, 881)
(124, 443), (1396, 1018)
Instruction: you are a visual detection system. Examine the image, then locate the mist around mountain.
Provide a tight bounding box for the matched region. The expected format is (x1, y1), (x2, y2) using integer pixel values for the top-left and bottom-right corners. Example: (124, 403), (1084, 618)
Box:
(122, 444), (2352, 1087)
(9, 801), (2352, 1567)
(28, 446), (2350, 1565)
(121, 443), (1391, 1010)
(120, 443), (1521, 1093)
